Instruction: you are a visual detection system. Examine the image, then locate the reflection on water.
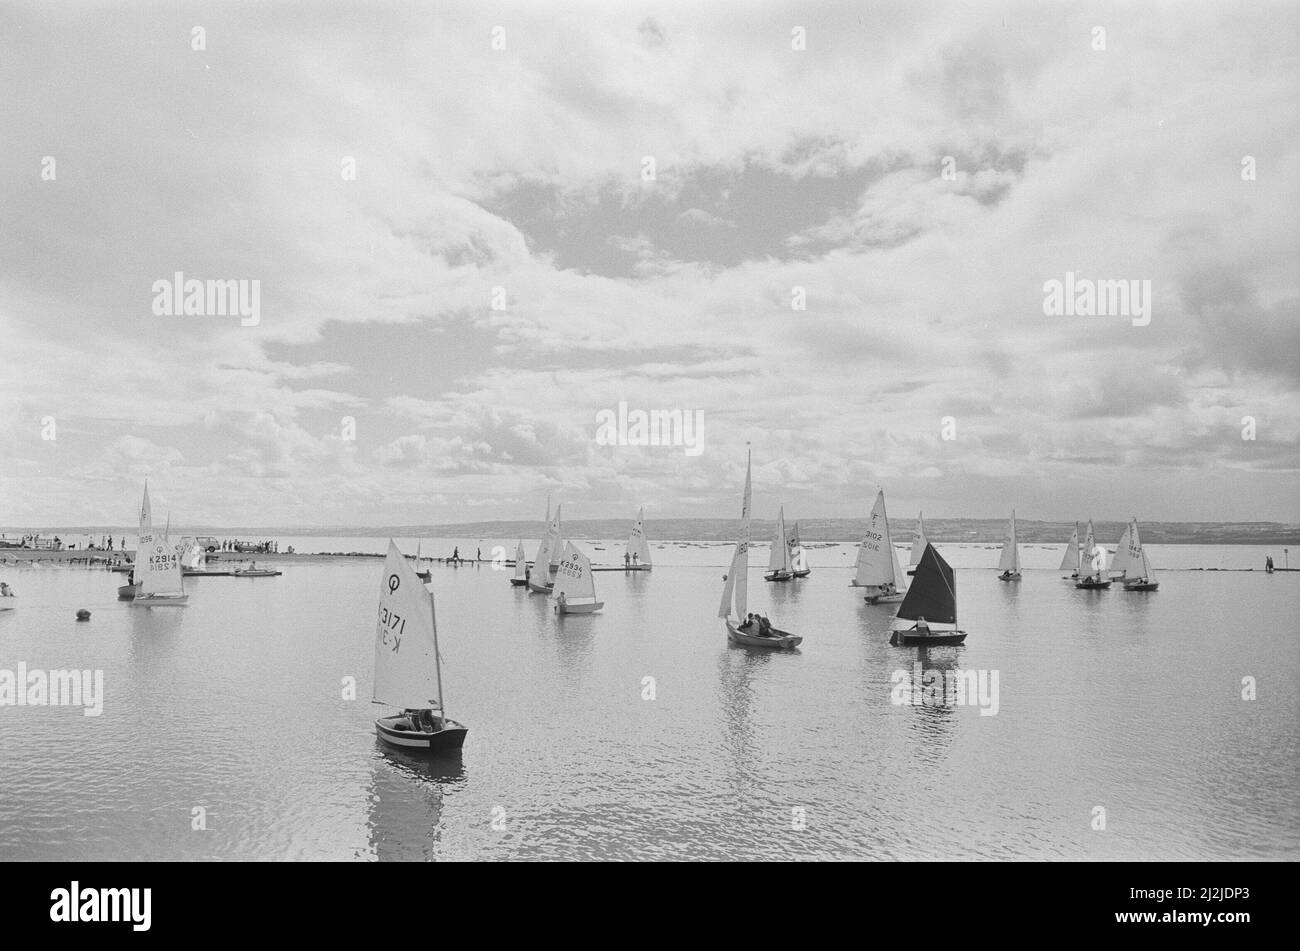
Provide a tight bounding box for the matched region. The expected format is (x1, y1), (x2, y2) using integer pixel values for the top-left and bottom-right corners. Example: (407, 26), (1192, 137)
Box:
(366, 743), (465, 861)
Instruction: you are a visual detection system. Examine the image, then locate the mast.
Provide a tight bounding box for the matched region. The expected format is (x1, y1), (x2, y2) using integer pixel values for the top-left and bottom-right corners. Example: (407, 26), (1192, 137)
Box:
(429, 583), (444, 714)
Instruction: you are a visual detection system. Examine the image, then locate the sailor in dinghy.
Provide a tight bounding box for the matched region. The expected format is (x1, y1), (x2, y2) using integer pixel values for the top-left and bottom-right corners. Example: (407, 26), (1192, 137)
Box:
(372, 541), (467, 753)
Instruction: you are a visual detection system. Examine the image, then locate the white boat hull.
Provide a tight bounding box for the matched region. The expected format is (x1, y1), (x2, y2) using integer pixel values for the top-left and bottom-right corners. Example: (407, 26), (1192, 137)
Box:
(133, 594), (189, 606)
(557, 600), (603, 615)
(864, 592), (906, 604)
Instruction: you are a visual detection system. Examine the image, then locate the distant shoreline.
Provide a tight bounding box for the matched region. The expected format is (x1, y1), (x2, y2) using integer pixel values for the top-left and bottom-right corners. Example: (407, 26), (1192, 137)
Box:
(4, 518), (1299, 547)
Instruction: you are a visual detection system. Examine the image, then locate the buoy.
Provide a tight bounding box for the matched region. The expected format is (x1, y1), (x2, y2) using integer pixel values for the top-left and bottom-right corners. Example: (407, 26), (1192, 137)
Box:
(76, 609), (91, 621)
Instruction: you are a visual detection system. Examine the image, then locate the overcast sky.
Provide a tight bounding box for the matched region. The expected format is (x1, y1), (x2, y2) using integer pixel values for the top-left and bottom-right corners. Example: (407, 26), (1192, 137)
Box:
(1, 1), (1297, 528)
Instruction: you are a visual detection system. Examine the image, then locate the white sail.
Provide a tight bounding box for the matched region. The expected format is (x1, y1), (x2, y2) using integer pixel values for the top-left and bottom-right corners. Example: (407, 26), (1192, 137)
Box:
(551, 504), (564, 569)
(718, 451), (752, 619)
(513, 540), (527, 581)
(854, 490), (902, 591)
(626, 507), (652, 566)
(178, 535), (204, 570)
(136, 486), (184, 598)
(532, 503), (562, 585)
(1128, 521), (1154, 582)
(1110, 522), (1134, 577)
(767, 506), (791, 573)
(1059, 524), (1080, 571)
(552, 541), (598, 606)
(373, 541), (443, 712)
(997, 510), (1020, 572)
(908, 512), (928, 566)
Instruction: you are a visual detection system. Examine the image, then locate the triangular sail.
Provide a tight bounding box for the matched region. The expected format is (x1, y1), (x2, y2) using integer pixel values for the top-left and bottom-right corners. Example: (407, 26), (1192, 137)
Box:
(533, 504), (562, 576)
(767, 506), (791, 572)
(136, 485), (184, 597)
(908, 512), (928, 566)
(552, 542), (597, 604)
(997, 510), (1020, 572)
(855, 490), (902, 590)
(895, 544), (957, 624)
(372, 541), (442, 712)
(551, 504), (564, 568)
(718, 451), (752, 619)
(626, 507), (652, 566)
(1110, 522), (1134, 577)
(1059, 524), (1080, 571)
(1129, 520), (1154, 582)
(513, 540), (527, 580)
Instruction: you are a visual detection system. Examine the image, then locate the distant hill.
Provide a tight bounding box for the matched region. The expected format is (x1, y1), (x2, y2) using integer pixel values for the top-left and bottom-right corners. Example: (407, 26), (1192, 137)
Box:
(15, 518), (1290, 545)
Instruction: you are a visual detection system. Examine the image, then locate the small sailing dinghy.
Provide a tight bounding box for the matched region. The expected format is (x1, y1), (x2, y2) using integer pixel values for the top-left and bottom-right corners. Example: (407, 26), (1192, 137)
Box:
(551, 542), (603, 614)
(624, 507), (652, 571)
(233, 563), (282, 577)
(132, 485), (189, 606)
(415, 540), (431, 582)
(719, 450), (802, 649)
(906, 512), (928, 576)
(1119, 518), (1159, 591)
(373, 540), (467, 753)
(1059, 523), (1081, 580)
(889, 543), (966, 645)
(117, 570), (139, 600)
(528, 503), (562, 594)
(788, 521), (810, 578)
(855, 489), (906, 603)
(996, 509), (1021, 581)
(1074, 520), (1111, 589)
(510, 540), (529, 586)
(763, 506), (793, 582)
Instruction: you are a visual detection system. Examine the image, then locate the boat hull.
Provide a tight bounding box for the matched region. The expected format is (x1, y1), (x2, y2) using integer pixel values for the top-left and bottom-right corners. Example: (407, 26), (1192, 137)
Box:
(1075, 578), (1111, 589)
(791, 569), (810, 578)
(233, 569), (282, 577)
(864, 592), (906, 604)
(725, 618), (802, 650)
(1123, 581), (1159, 591)
(132, 594), (189, 606)
(509, 578), (529, 586)
(763, 571), (792, 582)
(557, 601), (603, 614)
(375, 715), (468, 752)
(117, 583), (139, 600)
(997, 571), (1021, 581)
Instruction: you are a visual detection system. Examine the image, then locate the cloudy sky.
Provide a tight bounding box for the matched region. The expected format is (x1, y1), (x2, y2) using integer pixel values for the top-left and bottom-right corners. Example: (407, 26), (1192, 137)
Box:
(1, 1), (1297, 528)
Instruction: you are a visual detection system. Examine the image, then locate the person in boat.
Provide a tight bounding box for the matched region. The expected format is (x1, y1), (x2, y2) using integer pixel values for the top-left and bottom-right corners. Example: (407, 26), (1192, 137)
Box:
(758, 615), (773, 636)
(915, 615), (930, 636)
(557, 591), (567, 613)
(738, 613), (754, 630)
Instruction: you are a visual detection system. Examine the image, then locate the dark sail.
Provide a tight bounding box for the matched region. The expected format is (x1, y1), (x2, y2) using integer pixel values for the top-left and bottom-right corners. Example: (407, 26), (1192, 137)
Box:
(895, 543), (956, 623)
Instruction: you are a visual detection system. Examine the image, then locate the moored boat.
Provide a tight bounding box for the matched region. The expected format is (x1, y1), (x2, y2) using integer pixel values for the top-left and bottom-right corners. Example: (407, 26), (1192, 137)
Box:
(372, 541), (467, 753)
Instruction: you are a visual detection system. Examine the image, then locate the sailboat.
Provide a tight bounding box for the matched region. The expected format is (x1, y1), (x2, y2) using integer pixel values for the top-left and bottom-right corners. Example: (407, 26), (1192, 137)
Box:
(719, 450), (802, 649)
(889, 543), (966, 645)
(763, 506), (793, 582)
(996, 509), (1021, 581)
(1119, 519), (1159, 591)
(1075, 520), (1111, 589)
(132, 486), (188, 606)
(373, 541), (467, 752)
(1059, 523), (1081, 580)
(551, 541), (604, 614)
(510, 540), (529, 586)
(788, 521), (810, 578)
(855, 490), (907, 603)
(528, 503), (563, 594)
(415, 540), (431, 582)
(625, 507), (652, 571)
(906, 512), (928, 576)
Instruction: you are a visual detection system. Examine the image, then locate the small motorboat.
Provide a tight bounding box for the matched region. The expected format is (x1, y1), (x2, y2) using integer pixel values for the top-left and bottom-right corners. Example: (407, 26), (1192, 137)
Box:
(233, 566), (282, 577)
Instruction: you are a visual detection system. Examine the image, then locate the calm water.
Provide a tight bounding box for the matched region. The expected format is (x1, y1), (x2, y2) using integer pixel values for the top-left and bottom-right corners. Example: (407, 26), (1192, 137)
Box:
(1, 541), (1296, 860)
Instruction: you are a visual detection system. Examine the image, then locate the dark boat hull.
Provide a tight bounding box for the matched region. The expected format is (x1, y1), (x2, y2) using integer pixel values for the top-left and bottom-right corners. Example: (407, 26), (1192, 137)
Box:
(1123, 581), (1159, 591)
(725, 618), (801, 649)
(763, 571), (792, 582)
(891, 629), (967, 646)
(375, 716), (468, 752)
(1075, 579), (1111, 589)
(509, 578), (529, 586)
(117, 583), (139, 600)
